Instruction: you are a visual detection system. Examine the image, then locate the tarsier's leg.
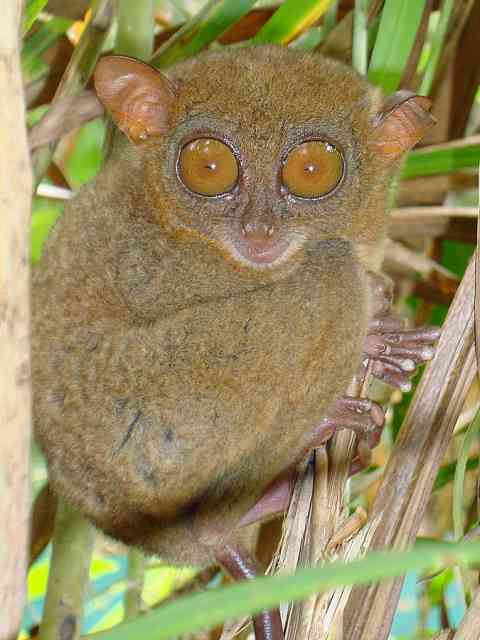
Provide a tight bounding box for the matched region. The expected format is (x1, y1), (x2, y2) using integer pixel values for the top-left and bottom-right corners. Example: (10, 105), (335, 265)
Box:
(216, 543), (284, 640)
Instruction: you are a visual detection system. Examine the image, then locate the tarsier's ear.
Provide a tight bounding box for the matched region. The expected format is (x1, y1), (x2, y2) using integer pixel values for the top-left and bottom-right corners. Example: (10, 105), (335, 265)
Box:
(94, 55), (177, 144)
(370, 90), (436, 161)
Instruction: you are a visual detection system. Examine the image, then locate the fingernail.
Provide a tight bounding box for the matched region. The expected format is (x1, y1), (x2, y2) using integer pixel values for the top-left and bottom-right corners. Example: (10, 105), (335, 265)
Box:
(421, 347), (434, 360)
(401, 359), (415, 372)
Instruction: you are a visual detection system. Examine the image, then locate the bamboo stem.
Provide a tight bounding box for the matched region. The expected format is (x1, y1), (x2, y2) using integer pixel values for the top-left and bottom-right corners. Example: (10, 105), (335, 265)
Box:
(116, 0), (154, 59)
(38, 499), (95, 640)
(124, 549), (146, 620)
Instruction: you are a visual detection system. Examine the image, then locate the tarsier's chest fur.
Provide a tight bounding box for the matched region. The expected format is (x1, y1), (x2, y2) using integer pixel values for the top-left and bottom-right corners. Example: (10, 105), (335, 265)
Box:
(33, 207), (366, 563)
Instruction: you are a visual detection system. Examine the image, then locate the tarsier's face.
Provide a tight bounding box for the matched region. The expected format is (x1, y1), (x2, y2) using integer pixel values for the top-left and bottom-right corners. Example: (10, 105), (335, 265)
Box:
(175, 134), (344, 266)
(95, 45), (434, 272)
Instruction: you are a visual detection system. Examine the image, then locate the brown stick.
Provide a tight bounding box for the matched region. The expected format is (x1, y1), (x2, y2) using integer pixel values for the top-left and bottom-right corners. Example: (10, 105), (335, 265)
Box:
(29, 90), (104, 150)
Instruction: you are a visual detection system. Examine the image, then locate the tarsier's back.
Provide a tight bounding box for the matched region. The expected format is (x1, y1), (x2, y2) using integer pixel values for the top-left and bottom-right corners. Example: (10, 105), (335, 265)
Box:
(32, 45), (432, 566)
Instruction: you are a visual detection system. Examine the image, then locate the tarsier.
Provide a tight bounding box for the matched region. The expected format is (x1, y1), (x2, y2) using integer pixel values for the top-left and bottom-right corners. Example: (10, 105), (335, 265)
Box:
(32, 45), (440, 640)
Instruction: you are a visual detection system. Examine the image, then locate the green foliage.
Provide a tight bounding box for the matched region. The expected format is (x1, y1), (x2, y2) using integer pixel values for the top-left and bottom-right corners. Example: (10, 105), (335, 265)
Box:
(31, 199), (63, 264)
(22, 17), (72, 82)
(151, 0), (257, 68)
(368, 0), (427, 93)
(93, 541), (480, 640)
(23, 0), (50, 36)
(252, 0), (334, 44)
(404, 144), (480, 179)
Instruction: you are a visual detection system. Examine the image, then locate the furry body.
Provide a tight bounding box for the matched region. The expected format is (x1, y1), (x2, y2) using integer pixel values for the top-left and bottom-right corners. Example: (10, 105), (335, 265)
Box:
(33, 46), (394, 564)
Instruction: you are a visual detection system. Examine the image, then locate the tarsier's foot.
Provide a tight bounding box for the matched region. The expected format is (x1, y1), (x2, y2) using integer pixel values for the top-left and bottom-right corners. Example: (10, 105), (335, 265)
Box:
(310, 396), (385, 450)
(311, 395), (386, 471)
(358, 317), (440, 392)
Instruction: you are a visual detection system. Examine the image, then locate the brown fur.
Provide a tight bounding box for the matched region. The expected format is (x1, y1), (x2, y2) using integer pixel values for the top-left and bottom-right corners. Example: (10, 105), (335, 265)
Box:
(32, 45), (420, 565)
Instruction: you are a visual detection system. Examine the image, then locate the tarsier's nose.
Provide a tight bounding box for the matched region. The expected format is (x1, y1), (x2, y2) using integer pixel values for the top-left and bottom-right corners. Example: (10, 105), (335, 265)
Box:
(241, 219), (278, 250)
(235, 215), (286, 265)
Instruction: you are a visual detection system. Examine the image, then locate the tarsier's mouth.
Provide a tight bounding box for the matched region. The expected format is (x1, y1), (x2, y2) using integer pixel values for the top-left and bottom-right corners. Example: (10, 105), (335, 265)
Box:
(228, 235), (304, 268)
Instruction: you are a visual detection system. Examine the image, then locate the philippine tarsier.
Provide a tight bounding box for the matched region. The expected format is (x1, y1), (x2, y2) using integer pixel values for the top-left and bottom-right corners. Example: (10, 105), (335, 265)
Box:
(32, 45), (440, 639)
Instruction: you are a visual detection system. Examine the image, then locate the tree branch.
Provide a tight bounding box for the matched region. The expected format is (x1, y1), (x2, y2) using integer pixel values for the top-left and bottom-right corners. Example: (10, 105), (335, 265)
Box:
(0, 2), (33, 639)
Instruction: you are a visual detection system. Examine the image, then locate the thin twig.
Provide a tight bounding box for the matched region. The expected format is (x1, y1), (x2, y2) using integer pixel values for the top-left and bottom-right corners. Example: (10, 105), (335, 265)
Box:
(29, 90), (103, 150)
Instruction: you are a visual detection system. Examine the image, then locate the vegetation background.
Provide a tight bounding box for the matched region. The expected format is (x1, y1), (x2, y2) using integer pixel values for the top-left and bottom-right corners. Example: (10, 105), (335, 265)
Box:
(8, 0), (480, 638)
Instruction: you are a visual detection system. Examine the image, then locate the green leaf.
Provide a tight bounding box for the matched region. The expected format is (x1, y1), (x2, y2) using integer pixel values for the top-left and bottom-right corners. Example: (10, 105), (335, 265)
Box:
(27, 554), (50, 599)
(66, 119), (106, 189)
(253, 0), (334, 45)
(434, 457), (479, 492)
(151, 0), (257, 69)
(368, 0), (427, 93)
(22, 0), (49, 36)
(403, 143), (480, 179)
(90, 555), (119, 579)
(22, 17), (72, 82)
(453, 411), (480, 540)
(419, 0), (454, 95)
(142, 566), (196, 607)
(31, 199), (63, 263)
(91, 540), (480, 640)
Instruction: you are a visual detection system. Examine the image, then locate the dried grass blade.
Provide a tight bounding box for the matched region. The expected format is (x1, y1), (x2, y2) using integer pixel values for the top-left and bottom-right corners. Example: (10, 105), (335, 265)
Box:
(343, 254), (478, 640)
(475, 169), (480, 379)
(453, 587), (480, 639)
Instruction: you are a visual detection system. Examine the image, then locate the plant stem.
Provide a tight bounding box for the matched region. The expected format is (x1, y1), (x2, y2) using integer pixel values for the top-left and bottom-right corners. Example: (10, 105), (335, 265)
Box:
(38, 499), (95, 640)
(116, 0), (154, 59)
(353, 0), (369, 75)
(124, 549), (146, 619)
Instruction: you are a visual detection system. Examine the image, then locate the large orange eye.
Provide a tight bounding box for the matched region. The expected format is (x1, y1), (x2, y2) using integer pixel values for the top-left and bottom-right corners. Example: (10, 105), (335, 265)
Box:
(282, 140), (343, 198)
(178, 138), (239, 196)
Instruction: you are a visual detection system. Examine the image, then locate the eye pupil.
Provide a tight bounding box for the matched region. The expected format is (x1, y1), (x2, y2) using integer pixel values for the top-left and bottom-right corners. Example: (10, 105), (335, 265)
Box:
(282, 140), (343, 199)
(178, 138), (238, 197)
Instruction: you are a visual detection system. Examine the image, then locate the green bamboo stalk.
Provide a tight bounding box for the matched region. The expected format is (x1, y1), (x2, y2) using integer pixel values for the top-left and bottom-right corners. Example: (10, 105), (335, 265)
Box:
(38, 499), (95, 640)
(419, 0), (455, 96)
(124, 549), (146, 619)
(116, 0), (154, 59)
(353, 0), (369, 75)
(150, 0), (256, 69)
(32, 0), (113, 187)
